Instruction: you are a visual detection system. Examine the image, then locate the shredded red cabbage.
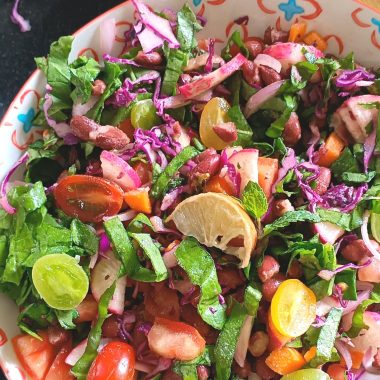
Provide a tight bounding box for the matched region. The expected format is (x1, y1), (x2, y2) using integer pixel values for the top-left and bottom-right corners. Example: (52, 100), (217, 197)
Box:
(272, 148), (297, 193)
(10, 0), (31, 32)
(318, 259), (372, 281)
(134, 22), (164, 53)
(205, 39), (215, 73)
(161, 185), (190, 211)
(336, 68), (375, 90)
(99, 232), (111, 254)
(307, 120), (321, 163)
(0, 152), (29, 214)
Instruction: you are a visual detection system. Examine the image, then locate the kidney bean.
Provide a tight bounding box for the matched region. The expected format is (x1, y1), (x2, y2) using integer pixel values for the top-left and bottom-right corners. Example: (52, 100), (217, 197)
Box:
(134, 51), (163, 66)
(181, 304), (211, 339)
(258, 256), (280, 283)
(162, 370), (182, 380)
(259, 65), (282, 86)
(264, 27), (289, 45)
(255, 356), (278, 380)
(314, 167), (331, 195)
(249, 331), (269, 357)
(233, 360), (252, 379)
(102, 315), (120, 338)
(273, 199), (294, 218)
(213, 122), (238, 143)
(341, 239), (377, 262)
(282, 112), (301, 146)
(257, 304), (269, 324)
(92, 79), (106, 96)
(245, 39), (264, 59)
(70, 115), (130, 150)
(242, 61), (262, 87)
(287, 260), (303, 279)
(217, 266), (246, 289)
(262, 273), (286, 302)
(47, 325), (70, 346)
(189, 153), (220, 188)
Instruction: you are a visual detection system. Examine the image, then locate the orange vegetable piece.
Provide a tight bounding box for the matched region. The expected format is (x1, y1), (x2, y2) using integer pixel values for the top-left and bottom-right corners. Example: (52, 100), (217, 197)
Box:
(267, 312), (292, 352)
(315, 132), (346, 167)
(340, 350), (364, 370)
(304, 346), (317, 362)
(258, 157), (279, 200)
(327, 363), (346, 380)
(289, 22), (307, 42)
(124, 188), (152, 214)
(204, 176), (235, 196)
(303, 31), (328, 51)
(118, 118), (135, 140)
(265, 347), (306, 375)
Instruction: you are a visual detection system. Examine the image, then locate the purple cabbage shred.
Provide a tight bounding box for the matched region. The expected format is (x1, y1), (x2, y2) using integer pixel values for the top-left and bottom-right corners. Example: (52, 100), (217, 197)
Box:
(11, 0), (31, 32)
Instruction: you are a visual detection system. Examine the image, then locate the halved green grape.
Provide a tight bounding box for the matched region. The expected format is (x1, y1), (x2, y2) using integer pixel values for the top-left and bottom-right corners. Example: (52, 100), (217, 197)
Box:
(32, 254), (89, 310)
(281, 369), (330, 380)
(371, 212), (380, 243)
(131, 99), (160, 130)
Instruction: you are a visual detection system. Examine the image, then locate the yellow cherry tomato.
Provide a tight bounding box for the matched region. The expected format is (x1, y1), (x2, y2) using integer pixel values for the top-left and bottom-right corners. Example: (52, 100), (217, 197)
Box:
(270, 279), (316, 338)
(199, 97), (231, 150)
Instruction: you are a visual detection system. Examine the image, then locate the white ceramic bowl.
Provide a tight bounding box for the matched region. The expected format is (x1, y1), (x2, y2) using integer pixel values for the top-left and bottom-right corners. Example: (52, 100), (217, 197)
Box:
(1, 0), (380, 378)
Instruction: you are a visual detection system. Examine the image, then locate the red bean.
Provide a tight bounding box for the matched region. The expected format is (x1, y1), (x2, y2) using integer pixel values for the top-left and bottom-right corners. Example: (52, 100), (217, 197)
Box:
(233, 360), (252, 379)
(258, 256), (280, 283)
(255, 356), (278, 380)
(259, 65), (282, 86)
(249, 331), (269, 357)
(262, 273), (286, 302)
(287, 260), (303, 279)
(47, 325), (70, 346)
(213, 122), (238, 143)
(242, 61), (262, 87)
(134, 51), (163, 66)
(264, 27), (289, 44)
(314, 167), (331, 195)
(273, 199), (294, 218)
(102, 315), (120, 338)
(245, 39), (264, 59)
(282, 112), (301, 146)
(341, 239), (376, 263)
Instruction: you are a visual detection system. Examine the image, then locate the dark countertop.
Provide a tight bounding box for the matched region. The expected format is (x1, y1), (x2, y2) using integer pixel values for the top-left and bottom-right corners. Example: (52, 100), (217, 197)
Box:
(0, 2), (122, 378)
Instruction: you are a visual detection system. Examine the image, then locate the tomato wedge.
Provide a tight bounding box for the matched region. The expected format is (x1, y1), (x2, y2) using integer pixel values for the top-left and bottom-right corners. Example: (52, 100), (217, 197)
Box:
(148, 317), (206, 361)
(54, 175), (124, 223)
(87, 341), (135, 380)
(45, 341), (75, 380)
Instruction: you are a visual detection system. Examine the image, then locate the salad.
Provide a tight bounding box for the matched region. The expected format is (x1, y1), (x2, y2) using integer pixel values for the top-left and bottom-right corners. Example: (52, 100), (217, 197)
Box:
(1, 1), (380, 379)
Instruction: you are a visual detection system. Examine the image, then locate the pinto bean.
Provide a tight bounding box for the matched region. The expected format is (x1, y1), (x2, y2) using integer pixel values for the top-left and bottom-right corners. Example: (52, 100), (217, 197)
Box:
(341, 239), (376, 262)
(92, 79), (106, 96)
(70, 115), (130, 150)
(213, 122), (238, 143)
(264, 27), (289, 45)
(245, 39), (264, 59)
(282, 112), (301, 146)
(262, 273), (286, 302)
(242, 61), (262, 87)
(259, 65), (282, 86)
(314, 167), (331, 195)
(134, 51), (163, 66)
(273, 199), (294, 218)
(258, 256), (280, 283)
(249, 331), (269, 357)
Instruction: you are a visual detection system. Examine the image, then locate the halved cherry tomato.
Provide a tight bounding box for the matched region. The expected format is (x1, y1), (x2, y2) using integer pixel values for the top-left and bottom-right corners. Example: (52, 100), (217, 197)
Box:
(148, 317), (206, 361)
(124, 188), (152, 214)
(12, 331), (56, 380)
(54, 175), (124, 223)
(132, 161), (152, 184)
(45, 341), (75, 380)
(258, 157), (279, 199)
(204, 175), (235, 195)
(270, 279), (316, 338)
(87, 341), (135, 380)
(75, 294), (98, 323)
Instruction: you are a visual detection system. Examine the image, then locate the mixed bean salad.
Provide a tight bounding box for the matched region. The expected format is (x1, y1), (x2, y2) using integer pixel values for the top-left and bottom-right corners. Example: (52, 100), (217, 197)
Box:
(1, 1), (380, 379)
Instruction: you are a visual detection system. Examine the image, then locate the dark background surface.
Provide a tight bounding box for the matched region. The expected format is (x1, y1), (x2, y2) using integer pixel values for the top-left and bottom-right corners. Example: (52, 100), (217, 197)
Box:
(0, 1), (122, 377)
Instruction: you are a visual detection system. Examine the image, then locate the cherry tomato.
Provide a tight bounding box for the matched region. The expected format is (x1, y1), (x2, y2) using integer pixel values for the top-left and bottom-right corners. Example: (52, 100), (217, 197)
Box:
(45, 341), (75, 380)
(132, 161), (152, 184)
(148, 317), (206, 361)
(87, 341), (135, 380)
(54, 175), (124, 223)
(270, 279), (316, 338)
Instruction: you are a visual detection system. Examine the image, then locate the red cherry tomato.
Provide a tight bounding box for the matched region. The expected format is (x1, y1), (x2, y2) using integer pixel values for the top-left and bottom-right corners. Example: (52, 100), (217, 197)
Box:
(132, 161), (152, 185)
(54, 175), (124, 223)
(148, 317), (206, 361)
(87, 341), (135, 380)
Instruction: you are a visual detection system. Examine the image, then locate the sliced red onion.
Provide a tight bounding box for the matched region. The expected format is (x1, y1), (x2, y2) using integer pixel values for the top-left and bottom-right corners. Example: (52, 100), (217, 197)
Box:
(103, 210), (137, 222)
(134, 21), (164, 53)
(131, 0), (179, 48)
(161, 185), (190, 211)
(103, 54), (140, 67)
(362, 210), (380, 261)
(0, 152), (29, 214)
(343, 289), (372, 316)
(72, 95), (99, 116)
(316, 296), (340, 317)
(272, 147), (296, 193)
(99, 18), (116, 57)
(179, 53), (248, 99)
(244, 80), (286, 118)
(253, 54), (282, 73)
(234, 315), (254, 367)
(145, 358), (172, 380)
(149, 216), (181, 236)
(162, 245), (179, 269)
(10, 0), (31, 32)
(89, 252), (99, 269)
(318, 259), (372, 281)
(335, 339), (353, 370)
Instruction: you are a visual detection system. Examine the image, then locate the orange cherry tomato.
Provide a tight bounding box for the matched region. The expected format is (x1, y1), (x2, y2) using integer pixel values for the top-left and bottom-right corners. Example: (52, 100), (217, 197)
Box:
(270, 279), (316, 338)
(148, 317), (206, 361)
(204, 175), (235, 196)
(87, 341), (135, 380)
(54, 175), (124, 223)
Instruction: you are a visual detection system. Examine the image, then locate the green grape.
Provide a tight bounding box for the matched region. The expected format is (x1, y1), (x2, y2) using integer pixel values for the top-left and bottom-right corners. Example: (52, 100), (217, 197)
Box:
(32, 254), (89, 310)
(131, 99), (160, 130)
(371, 212), (380, 243)
(281, 369), (330, 380)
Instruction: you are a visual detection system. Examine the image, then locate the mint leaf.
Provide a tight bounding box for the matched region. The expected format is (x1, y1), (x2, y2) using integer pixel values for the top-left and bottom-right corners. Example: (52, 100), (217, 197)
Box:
(244, 285), (262, 316)
(241, 181), (268, 220)
(55, 309), (79, 330)
(330, 147), (360, 181)
(70, 219), (99, 255)
(176, 4), (202, 52)
(341, 171), (375, 184)
(175, 237), (226, 330)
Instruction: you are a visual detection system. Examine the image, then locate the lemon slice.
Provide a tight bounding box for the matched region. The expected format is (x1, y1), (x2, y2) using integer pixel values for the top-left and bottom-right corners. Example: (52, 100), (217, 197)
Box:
(167, 193), (257, 267)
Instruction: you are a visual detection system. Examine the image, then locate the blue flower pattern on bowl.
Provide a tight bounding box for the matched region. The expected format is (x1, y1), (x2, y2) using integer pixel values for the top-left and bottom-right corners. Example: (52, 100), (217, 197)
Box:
(17, 107), (35, 134)
(278, 0), (305, 21)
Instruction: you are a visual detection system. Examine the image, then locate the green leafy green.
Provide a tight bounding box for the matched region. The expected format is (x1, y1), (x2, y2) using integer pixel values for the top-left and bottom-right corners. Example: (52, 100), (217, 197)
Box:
(338, 52), (355, 70)
(263, 210), (321, 236)
(221, 31), (248, 61)
(227, 105), (253, 147)
(55, 309), (79, 329)
(317, 207), (364, 231)
(330, 147), (360, 181)
(335, 269), (357, 301)
(176, 4), (202, 52)
(151, 146), (199, 198)
(71, 282), (116, 379)
(70, 219), (98, 255)
(244, 285), (262, 316)
(162, 49), (188, 96)
(342, 171), (376, 184)
(241, 181), (268, 220)
(175, 237), (226, 329)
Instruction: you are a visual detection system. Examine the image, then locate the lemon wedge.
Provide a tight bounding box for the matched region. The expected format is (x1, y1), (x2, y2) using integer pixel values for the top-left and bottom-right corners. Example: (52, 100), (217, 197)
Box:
(167, 193), (257, 267)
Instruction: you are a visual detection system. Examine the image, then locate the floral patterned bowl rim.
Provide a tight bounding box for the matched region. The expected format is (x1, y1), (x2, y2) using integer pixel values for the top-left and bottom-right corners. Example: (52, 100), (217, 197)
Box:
(0, 0), (380, 378)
